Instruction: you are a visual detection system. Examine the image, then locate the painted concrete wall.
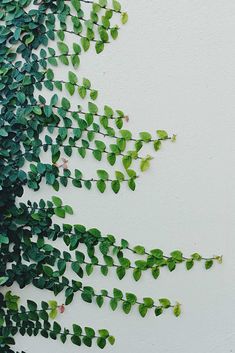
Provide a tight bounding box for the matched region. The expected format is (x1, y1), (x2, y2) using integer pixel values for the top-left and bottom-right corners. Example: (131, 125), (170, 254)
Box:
(14, 1), (235, 352)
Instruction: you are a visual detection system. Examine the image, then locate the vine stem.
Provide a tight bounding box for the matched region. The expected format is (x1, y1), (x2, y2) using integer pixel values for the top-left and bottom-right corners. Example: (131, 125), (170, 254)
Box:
(3, 323), (100, 339)
(54, 104), (125, 120)
(49, 0), (123, 14)
(40, 78), (94, 92)
(44, 123), (173, 143)
(44, 10), (116, 30)
(50, 29), (106, 43)
(41, 142), (143, 160)
(63, 175), (133, 183)
(32, 275), (174, 310)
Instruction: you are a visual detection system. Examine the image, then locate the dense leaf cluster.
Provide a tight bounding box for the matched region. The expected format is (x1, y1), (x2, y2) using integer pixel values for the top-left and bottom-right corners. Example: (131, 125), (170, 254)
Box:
(0, 0), (221, 352)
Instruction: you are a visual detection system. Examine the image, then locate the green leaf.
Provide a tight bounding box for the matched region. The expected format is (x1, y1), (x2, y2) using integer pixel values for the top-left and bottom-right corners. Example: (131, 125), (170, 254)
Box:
(107, 153), (116, 166)
(121, 12), (128, 24)
(65, 82), (75, 95)
(122, 155), (132, 169)
(90, 89), (98, 100)
(71, 335), (81, 346)
(115, 171), (125, 181)
(95, 140), (106, 151)
(205, 259), (213, 270)
(103, 255), (113, 266)
(139, 304), (148, 318)
(53, 322), (61, 334)
(71, 54), (80, 68)
(59, 55), (69, 65)
(64, 205), (73, 215)
(49, 308), (57, 319)
(155, 306), (163, 316)
(157, 130), (168, 139)
(133, 245), (145, 255)
(96, 295), (104, 307)
(151, 249), (163, 258)
(133, 268), (141, 281)
(99, 0), (107, 6)
(170, 250), (183, 262)
(93, 149), (102, 161)
(113, 288), (123, 300)
(68, 71), (77, 84)
(116, 266), (126, 279)
(120, 129), (132, 140)
(108, 336), (115, 345)
(112, 0), (121, 11)
(111, 180), (120, 194)
(135, 260), (147, 270)
(27, 300), (37, 312)
(122, 301), (131, 314)
(111, 27), (118, 40)
(104, 105), (113, 117)
(43, 265), (53, 277)
(25, 33), (34, 45)
(33, 106), (42, 115)
(159, 298), (171, 308)
(99, 29), (109, 42)
(52, 196), (62, 207)
(57, 30), (64, 41)
(73, 324), (82, 336)
(110, 298), (118, 311)
(0, 235), (9, 244)
(86, 264), (93, 275)
(167, 259), (176, 272)
(191, 253), (202, 261)
(54, 207), (65, 218)
(48, 56), (58, 66)
(97, 337), (106, 349)
(0, 277), (8, 285)
(85, 327), (95, 338)
(140, 156), (152, 172)
(71, 0), (81, 11)
(143, 297), (154, 308)
(57, 42), (69, 54)
(78, 86), (86, 99)
(154, 140), (161, 151)
(97, 180), (106, 193)
(61, 97), (71, 110)
(88, 102), (98, 114)
(151, 266), (160, 279)
(49, 300), (58, 310)
(173, 303), (181, 317)
(83, 336), (92, 347)
(128, 178), (136, 191)
(126, 293), (137, 305)
(81, 37), (90, 52)
(186, 259), (194, 270)
(95, 41), (104, 54)
(139, 132), (152, 142)
(98, 329), (109, 339)
(73, 43), (81, 54)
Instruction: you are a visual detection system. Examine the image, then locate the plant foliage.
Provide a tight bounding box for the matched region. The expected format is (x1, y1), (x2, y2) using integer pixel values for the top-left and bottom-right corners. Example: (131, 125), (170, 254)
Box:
(0, 0), (222, 351)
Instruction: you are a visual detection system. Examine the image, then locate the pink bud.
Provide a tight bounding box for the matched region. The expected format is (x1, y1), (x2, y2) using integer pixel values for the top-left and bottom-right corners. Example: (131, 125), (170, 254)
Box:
(58, 304), (65, 313)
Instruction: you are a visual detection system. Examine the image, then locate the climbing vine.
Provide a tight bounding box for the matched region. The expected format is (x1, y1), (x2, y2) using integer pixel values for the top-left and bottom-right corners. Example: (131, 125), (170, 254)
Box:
(0, 0), (222, 351)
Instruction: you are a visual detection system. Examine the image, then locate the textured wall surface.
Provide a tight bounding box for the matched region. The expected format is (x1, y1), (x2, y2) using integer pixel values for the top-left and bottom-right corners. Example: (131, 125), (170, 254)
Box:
(14, 1), (235, 352)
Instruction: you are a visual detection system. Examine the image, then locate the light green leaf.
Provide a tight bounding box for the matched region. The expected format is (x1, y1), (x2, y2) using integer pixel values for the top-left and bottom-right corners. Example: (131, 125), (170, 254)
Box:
(52, 196), (62, 207)
(97, 169), (109, 180)
(57, 42), (69, 54)
(157, 130), (168, 139)
(121, 12), (128, 24)
(68, 71), (78, 84)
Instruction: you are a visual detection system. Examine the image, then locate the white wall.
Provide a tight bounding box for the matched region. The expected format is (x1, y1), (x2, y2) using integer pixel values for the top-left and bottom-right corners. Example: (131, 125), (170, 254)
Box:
(14, 1), (235, 352)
